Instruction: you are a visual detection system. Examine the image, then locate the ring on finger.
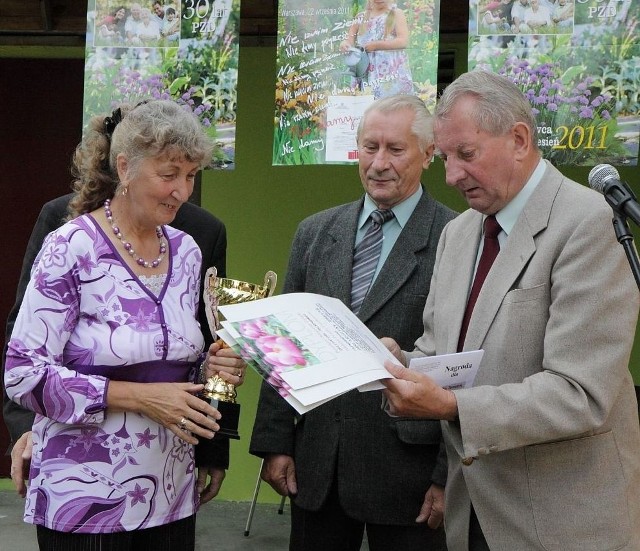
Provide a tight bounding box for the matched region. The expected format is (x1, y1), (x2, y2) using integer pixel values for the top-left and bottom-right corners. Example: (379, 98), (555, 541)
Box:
(179, 417), (188, 431)
(235, 368), (242, 377)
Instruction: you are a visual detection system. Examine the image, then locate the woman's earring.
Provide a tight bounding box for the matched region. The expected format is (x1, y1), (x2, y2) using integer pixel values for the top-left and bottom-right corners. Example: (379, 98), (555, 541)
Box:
(122, 186), (128, 197)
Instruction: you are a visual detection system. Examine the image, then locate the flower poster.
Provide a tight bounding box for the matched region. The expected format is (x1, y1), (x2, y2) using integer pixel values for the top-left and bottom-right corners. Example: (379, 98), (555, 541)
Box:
(469, 0), (639, 166)
(273, 0), (441, 165)
(83, 0), (240, 169)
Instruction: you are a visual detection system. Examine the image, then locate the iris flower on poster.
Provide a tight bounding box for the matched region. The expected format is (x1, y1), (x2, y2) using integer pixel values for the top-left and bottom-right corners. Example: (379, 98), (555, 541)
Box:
(468, 0), (639, 166)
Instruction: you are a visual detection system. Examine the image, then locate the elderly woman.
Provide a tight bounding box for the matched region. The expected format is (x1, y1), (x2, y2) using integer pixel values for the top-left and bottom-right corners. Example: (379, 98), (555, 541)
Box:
(4, 99), (245, 550)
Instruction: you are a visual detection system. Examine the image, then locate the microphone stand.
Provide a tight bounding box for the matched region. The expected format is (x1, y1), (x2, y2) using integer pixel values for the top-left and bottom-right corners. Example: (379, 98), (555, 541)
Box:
(612, 211), (640, 291)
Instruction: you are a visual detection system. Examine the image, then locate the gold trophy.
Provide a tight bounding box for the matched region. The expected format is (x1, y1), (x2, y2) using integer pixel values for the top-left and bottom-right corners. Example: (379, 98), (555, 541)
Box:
(202, 266), (277, 439)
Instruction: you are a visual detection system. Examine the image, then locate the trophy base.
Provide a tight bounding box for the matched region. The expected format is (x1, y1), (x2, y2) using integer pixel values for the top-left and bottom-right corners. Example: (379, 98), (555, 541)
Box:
(209, 399), (240, 440)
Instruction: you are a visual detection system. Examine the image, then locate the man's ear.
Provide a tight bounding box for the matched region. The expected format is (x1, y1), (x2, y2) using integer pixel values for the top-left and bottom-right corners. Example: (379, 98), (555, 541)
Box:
(422, 143), (435, 169)
(512, 122), (532, 160)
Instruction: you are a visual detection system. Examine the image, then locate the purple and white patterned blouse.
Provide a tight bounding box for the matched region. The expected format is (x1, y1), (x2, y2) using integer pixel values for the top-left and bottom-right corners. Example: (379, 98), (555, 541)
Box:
(5, 213), (205, 533)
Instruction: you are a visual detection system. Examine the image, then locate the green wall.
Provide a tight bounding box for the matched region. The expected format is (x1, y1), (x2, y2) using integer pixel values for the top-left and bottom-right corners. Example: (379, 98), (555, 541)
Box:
(1, 43), (638, 503)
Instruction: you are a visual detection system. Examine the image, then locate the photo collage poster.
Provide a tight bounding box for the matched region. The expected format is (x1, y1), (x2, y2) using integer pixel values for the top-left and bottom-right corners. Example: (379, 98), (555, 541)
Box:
(83, 0), (240, 169)
(469, 0), (639, 166)
(273, 0), (441, 165)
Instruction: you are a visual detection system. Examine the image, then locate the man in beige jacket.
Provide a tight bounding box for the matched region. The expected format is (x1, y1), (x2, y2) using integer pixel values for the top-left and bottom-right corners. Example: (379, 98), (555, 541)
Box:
(383, 70), (640, 551)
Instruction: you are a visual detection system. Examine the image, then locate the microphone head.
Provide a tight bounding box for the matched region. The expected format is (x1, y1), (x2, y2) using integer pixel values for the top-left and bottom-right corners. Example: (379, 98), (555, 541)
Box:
(588, 164), (620, 193)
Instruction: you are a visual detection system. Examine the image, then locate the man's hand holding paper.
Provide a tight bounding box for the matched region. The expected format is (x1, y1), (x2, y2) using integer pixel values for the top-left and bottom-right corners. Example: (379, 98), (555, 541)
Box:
(380, 337), (483, 420)
(382, 363), (460, 421)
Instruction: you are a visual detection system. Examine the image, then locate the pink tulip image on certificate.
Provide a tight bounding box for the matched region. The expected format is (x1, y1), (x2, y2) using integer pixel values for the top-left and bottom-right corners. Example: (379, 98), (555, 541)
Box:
(230, 315), (320, 395)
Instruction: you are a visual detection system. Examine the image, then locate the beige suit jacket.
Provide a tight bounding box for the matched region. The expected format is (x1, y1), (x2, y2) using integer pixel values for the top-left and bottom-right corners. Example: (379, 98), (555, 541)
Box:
(409, 162), (640, 550)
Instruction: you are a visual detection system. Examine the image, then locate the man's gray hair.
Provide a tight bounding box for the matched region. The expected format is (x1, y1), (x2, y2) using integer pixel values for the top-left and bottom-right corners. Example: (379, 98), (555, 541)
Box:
(435, 70), (538, 145)
(357, 94), (434, 153)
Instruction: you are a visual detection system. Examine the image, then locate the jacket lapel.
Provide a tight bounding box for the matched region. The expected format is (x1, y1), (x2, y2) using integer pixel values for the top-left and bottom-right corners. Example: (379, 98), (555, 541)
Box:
(463, 162), (562, 350)
(441, 213), (483, 352)
(358, 191), (433, 323)
(319, 200), (363, 305)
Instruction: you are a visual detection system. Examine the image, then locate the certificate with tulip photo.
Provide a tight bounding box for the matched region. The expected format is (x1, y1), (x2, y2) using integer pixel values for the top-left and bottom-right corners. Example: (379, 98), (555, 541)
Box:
(216, 293), (482, 414)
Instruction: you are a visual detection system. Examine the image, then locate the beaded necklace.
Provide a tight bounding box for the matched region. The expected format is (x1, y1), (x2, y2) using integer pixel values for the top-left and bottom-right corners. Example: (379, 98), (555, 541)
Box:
(104, 199), (167, 268)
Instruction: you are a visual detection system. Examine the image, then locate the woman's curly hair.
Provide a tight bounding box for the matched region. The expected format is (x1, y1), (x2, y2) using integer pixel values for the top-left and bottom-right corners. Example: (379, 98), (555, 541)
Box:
(68, 99), (214, 219)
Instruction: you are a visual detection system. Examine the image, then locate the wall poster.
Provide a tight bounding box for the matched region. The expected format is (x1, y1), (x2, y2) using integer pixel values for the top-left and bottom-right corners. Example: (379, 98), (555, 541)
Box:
(274, 0), (441, 165)
(83, 0), (240, 169)
(469, 0), (639, 166)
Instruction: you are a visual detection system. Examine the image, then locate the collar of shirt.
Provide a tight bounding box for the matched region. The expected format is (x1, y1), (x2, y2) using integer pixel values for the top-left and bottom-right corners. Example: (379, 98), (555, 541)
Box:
(470, 158), (545, 282)
(359, 185), (423, 234)
(492, 157), (545, 245)
(356, 185), (423, 283)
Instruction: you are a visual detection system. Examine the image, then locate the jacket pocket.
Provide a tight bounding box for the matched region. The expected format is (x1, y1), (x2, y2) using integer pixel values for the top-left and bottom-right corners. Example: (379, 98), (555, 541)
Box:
(391, 418), (441, 445)
(402, 293), (428, 307)
(525, 432), (631, 551)
(504, 283), (547, 303)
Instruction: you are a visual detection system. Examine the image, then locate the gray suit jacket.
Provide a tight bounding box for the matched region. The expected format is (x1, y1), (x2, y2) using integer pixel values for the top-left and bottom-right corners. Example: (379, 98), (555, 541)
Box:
(409, 162), (640, 550)
(250, 189), (457, 525)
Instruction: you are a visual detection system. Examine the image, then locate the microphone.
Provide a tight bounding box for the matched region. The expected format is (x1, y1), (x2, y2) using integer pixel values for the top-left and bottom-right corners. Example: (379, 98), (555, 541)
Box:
(588, 164), (640, 226)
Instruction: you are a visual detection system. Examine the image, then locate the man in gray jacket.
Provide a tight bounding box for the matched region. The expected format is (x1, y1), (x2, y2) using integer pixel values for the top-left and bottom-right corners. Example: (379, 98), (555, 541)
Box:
(250, 95), (456, 550)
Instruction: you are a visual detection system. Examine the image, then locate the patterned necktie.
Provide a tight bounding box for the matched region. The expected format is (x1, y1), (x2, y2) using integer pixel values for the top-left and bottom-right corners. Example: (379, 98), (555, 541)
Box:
(457, 215), (501, 352)
(350, 209), (395, 314)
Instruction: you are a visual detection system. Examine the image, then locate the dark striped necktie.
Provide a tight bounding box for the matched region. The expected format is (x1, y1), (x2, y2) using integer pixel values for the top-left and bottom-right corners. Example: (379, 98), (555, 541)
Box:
(350, 209), (395, 314)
